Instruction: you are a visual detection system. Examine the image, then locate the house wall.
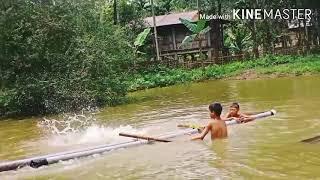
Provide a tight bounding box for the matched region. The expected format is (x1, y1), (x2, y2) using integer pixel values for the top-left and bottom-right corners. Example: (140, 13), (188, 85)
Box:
(156, 24), (210, 53)
(274, 27), (316, 49)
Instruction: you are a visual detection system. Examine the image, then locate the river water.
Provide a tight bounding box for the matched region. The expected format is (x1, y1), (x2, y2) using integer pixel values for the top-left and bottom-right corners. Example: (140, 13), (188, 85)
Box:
(0, 76), (320, 179)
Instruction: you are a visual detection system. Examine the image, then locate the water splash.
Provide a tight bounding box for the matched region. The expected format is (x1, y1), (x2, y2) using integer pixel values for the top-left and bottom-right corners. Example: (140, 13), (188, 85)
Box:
(38, 113), (97, 135)
(37, 113), (145, 147)
(42, 125), (143, 147)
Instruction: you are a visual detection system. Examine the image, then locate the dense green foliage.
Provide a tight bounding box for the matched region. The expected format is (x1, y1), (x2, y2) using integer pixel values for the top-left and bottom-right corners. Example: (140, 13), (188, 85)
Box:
(0, 0), (134, 117)
(225, 24), (252, 54)
(128, 55), (320, 91)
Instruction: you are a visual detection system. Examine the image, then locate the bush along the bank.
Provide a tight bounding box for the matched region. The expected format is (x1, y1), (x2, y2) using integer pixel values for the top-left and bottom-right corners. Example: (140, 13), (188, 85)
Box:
(0, 0), (135, 117)
(128, 55), (320, 91)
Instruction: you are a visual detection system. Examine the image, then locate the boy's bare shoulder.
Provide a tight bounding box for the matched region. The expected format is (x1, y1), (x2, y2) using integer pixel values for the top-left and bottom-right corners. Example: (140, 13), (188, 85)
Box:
(208, 119), (220, 126)
(210, 119), (226, 126)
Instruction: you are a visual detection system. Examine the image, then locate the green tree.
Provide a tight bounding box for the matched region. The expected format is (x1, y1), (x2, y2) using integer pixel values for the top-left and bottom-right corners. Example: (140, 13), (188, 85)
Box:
(0, 0), (135, 117)
(134, 28), (151, 55)
(225, 24), (252, 55)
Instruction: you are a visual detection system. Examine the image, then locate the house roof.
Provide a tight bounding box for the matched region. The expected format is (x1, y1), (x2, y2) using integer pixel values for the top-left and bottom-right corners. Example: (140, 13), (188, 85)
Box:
(144, 11), (199, 27)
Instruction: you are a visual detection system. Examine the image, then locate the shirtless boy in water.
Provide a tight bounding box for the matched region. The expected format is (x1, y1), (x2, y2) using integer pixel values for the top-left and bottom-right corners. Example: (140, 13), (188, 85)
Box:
(224, 102), (254, 123)
(191, 103), (227, 141)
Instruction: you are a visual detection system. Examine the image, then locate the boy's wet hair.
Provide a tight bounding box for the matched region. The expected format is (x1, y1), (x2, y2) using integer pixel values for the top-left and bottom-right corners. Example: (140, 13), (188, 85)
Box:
(230, 102), (240, 109)
(209, 102), (222, 116)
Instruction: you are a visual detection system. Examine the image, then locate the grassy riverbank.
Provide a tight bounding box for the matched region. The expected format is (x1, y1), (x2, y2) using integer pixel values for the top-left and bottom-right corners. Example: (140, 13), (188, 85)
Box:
(129, 55), (320, 91)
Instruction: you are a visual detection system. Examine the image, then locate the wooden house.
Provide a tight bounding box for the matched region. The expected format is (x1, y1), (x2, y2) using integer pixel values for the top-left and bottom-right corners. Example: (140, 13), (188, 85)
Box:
(275, 19), (315, 49)
(144, 11), (229, 62)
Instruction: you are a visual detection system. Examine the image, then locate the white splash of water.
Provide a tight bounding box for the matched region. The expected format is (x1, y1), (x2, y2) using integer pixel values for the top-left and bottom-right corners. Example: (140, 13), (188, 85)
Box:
(37, 113), (146, 147)
(45, 125), (144, 147)
(38, 113), (97, 135)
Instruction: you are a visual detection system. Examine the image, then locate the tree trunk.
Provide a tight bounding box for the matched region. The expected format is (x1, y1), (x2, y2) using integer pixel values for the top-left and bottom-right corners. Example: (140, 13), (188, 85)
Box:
(252, 20), (259, 58)
(151, 0), (160, 61)
(218, 0), (221, 15)
(113, 0), (117, 25)
(298, 20), (302, 47)
(252, 0), (259, 58)
(303, 18), (309, 52)
(315, 9), (320, 46)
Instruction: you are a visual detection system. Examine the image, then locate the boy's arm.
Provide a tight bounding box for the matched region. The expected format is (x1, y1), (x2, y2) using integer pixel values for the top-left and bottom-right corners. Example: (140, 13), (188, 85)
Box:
(241, 116), (255, 123)
(191, 123), (212, 140)
(222, 113), (233, 121)
(237, 114), (255, 123)
(222, 117), (234, 121)
(240, 113), (250, 118)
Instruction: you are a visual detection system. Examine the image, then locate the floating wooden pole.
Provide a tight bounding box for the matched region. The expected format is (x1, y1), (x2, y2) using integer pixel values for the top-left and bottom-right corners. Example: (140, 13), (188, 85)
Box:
(119, 133), (171, 142)
(301, 135), (320, 144)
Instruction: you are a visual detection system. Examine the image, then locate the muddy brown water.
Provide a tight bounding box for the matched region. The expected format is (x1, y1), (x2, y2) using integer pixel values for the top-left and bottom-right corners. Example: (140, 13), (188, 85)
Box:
(0, 76), (320, 179)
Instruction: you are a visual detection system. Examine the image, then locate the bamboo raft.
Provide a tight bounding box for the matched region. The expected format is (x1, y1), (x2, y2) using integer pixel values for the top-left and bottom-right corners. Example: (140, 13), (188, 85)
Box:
(0, 110), (276, 172)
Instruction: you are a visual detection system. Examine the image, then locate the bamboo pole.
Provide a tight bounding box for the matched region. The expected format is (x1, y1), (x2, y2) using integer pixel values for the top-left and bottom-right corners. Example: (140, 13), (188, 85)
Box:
(151, 0), (160, 61)
(119, 133), (171, 142)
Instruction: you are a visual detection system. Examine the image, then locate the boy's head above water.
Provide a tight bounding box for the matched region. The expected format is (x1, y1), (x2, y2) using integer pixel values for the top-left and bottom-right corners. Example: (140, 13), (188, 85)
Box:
(229, 102), (240, 116)
(209, 102), (222, 118)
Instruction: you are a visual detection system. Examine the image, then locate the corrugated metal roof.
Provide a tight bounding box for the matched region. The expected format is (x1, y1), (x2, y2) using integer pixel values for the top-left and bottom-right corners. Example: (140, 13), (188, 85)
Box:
(144, 11), (199, 27)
